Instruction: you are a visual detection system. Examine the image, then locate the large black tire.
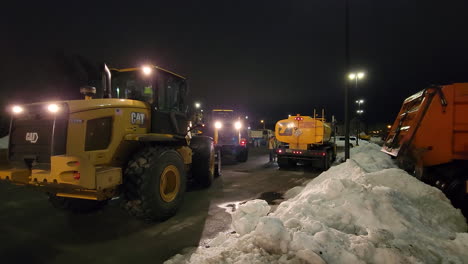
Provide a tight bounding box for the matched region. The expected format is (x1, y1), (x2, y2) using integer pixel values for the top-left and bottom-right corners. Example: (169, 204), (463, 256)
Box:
(48, 194), (108, 213)
(322, 150), (333, 170)
(236, 148), (248, 163)
(123, 147), (186, 221)
(190, 136), (215, 187)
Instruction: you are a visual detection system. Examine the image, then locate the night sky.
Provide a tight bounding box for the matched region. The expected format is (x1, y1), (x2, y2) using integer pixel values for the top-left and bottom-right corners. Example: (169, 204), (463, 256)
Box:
(2, 0), (468, 127)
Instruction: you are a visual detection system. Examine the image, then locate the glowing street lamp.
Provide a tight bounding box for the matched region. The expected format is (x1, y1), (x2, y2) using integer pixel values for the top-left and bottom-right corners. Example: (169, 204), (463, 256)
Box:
(260, 120), (265, 129)
(194, 102), (201, 109)
(345, 71), (366, 155)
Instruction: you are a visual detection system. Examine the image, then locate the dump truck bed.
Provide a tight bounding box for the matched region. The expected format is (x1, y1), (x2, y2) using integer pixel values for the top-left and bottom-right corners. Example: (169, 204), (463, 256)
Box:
(382, 83), (468, 167)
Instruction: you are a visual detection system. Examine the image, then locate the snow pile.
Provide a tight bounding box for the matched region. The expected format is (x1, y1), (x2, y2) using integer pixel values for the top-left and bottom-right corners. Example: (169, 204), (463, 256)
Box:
(165, 143), (468, 264)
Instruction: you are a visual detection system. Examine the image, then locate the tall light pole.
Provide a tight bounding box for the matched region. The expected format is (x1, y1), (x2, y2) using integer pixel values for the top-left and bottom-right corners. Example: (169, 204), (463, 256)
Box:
(347, 72), (365, 149)
(344, 0), (351, 160)
(355, 99), (364, 146)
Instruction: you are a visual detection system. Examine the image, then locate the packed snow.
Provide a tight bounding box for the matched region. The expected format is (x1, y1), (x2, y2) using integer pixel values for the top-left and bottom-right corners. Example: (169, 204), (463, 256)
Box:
(165, 143), (468, 264)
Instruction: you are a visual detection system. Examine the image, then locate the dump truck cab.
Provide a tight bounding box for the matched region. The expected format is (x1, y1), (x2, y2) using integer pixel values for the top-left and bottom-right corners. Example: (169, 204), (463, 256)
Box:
(0, 65), (216, 220)
(209, 109), (248, 162)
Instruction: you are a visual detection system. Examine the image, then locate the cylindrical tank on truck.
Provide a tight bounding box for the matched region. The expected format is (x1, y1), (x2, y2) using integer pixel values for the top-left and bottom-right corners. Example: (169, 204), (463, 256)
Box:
(275, 112), (336, 170)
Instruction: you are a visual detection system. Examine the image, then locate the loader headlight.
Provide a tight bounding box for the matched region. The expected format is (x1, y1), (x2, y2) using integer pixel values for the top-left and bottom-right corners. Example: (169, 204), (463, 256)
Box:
(12, 105), (24, 114)
(234, 121), (242, 130)
(214, 121), (222, 129)
(47, 103), (60, 113)
(142, 65), (152, 75)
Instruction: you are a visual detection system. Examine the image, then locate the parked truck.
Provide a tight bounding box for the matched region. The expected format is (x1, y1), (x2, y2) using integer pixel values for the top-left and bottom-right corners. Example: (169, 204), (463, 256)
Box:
(206, 109), (248, 162)
(382, 83), (468, 214)
(275, 112), (336, 170)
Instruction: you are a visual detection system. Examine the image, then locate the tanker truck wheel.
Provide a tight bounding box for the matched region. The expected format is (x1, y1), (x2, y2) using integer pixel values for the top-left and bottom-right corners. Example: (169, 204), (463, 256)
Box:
(48, 194), (108, 213)
(190, 136), (215, 187)
(123, 147), (186, 221)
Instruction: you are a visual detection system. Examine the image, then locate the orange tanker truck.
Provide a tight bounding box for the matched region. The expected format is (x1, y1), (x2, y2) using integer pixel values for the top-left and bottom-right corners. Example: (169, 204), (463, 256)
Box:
(382, 83), (468, 213)
(275, 112), (336, 170)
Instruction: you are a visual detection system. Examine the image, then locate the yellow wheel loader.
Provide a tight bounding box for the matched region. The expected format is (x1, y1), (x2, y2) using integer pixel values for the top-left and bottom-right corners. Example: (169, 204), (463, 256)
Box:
(0, 64), (216, 221)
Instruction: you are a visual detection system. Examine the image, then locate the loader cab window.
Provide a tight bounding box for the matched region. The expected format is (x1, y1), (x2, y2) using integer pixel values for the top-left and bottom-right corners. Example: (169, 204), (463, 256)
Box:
(111, 71), (154, 104)
(111, 69), (187, 112)
(156, 71), (187, 113)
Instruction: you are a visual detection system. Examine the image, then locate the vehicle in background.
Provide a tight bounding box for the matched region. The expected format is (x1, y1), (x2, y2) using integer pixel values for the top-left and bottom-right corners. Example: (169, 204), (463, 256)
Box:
(358, 132), (371, 141)
(0, 65), (216, 221)
(275, 112), (336, 170)
(333, 136), (357, 148)
(382, 83), (468, 215)
(209, 109), (249, 162)
(248, 129), (273, 146)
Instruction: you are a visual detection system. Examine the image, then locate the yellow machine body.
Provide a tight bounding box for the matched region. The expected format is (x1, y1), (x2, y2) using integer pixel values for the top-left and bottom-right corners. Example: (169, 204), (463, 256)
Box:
(275, 115), (332, 150)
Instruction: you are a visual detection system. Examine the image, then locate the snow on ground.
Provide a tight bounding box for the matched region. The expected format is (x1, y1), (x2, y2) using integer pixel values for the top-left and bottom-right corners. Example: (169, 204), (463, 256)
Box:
(165, 143), (468, 264)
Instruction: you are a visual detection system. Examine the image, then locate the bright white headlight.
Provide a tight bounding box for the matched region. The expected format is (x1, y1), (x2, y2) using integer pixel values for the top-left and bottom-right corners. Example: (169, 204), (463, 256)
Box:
(12, 105), (23, 114)
(47, 104), (60, 113)
(215, 121), (222, 129)
(234, 121), (242, 130)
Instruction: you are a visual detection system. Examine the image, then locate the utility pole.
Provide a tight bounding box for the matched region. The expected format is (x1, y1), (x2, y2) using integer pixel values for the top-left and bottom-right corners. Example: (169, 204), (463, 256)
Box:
(344, 0), (351, 160)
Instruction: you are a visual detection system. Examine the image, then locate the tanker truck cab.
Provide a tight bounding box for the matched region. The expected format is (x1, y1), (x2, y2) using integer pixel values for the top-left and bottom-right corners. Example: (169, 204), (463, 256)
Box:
(0, 65), (216, 221)
(275, 113), (336, 170)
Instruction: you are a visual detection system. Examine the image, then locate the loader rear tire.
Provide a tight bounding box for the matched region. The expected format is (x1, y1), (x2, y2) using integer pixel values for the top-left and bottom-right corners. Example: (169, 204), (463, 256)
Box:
(123, 147), (186, 221)
(48, 194), (108, 213)
(215, 149), (222, 177)
(191, 136), (215, 187)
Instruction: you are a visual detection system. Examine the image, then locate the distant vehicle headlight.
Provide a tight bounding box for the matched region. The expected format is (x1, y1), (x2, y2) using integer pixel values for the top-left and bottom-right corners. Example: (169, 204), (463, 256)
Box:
(12, 105), (23, 114)
(234, 121), (242, 130)
(47, 104), (60, 113)
(215, 121), (222, 129)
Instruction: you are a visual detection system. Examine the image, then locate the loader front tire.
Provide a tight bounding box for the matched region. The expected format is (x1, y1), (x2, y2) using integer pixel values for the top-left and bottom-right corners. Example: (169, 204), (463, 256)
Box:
(123, 147), (186, 221)
(48, 194), (108, 213)
(190, 136), (215, 187)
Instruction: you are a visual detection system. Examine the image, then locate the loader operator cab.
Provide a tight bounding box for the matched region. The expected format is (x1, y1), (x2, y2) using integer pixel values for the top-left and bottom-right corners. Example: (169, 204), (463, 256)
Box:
(110, 66), (189, 135)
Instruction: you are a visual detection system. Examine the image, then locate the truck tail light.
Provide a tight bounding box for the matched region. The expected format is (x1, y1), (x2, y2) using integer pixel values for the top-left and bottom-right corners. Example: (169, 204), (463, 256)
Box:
(240, 138), (247, 146)
(73, 171), (81, 180)
(277, 149), (283, 154)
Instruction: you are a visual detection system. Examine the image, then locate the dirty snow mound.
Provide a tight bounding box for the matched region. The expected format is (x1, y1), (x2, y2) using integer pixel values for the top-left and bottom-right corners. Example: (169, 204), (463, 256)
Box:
(165, 143), (468, 264)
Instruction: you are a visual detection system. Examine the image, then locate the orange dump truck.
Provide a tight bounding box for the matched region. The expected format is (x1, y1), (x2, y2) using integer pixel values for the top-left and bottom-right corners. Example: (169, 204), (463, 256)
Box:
(382, 83), (468, 211)
(275, 114), (336, 170)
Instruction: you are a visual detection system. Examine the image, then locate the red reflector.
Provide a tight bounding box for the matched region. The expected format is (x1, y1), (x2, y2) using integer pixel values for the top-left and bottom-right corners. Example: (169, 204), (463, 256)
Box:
(294, 117), (304, 121)
(73, 171), (80, 180)
(322, 152), (326, 156)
